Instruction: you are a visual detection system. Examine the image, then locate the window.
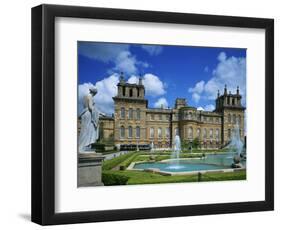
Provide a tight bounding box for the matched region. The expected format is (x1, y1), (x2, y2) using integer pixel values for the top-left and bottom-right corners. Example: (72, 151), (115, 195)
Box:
(209, 129), (213, 139)
(136, 126), (140, 138)
(120, 107), (125, 119)
(158, 128), (162, 138)
(188, 127), (193, 139)
(197, 128), (201, 138)
(166, 114), (169, 121)
(128, 126), (133, 138)
(188, 112), (192, 120)
(165, 128), (170, 138)
(150, 128), (154, 138)
(228, 129), (231, 139)
(228, 114), (231, 123)
(122, 86), (126, 96)
(159, 114), (162, 120)
(129, 88), (133, 97)
(137, 88), (140, 97)
(120, 126), (125, 139)
(216, 117), (219, 123)
(210, 117), (213, 123)
(136, 108), (141, 120)
(216, 129), (219, 139)
(151, 114), (155, 120)
(203, 128), (207, 138)
(128, 108), (133, 119)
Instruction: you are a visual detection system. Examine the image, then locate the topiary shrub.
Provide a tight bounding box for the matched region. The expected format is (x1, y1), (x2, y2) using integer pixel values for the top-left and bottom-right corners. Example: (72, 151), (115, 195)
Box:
(102, 172), (129, 185)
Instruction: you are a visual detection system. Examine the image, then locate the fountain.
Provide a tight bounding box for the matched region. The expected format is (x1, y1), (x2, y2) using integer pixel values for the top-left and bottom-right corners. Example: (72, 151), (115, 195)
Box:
(226, 121), (245, 168)
(150, 141), (154, 153)
(168, 135), (183, 169)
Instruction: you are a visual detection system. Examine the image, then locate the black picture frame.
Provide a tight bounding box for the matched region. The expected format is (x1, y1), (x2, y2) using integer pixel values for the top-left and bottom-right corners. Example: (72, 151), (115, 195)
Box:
(31, 4), (274, 225)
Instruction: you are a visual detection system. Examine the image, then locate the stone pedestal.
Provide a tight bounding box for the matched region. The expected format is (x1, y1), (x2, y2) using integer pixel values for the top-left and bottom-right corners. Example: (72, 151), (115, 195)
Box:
(78, 152), (105, 187)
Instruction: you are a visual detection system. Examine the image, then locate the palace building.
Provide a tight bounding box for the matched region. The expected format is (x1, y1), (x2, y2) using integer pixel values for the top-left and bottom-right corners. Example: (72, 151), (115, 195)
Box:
(98, 73), (245, 149)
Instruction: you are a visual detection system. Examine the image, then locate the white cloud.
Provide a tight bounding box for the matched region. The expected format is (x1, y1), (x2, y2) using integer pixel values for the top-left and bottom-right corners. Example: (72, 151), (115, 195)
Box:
(141, 45), (163, 56)
(78, 42), (129, 62)
(197, 107), (204, 111)
(79, 42), (149, 76)
(204, 104), (215, 111)
(189, 52), (246, 105)
(128, 73), (166, 96)
(188, 80), (205, 103)
(113, 51), (138, 75)
(78, 74), (119, 116)
(154, 97), (168, 108)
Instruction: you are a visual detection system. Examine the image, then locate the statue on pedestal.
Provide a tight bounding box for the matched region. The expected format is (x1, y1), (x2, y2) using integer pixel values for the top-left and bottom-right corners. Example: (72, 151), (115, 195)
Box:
(78, 86), (99, 153)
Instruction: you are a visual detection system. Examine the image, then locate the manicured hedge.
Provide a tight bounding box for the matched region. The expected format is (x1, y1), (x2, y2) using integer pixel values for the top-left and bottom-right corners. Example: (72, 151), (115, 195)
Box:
(102, 152), (135, 170)
(102, 171), (129, 185)
(119, 153), (139, 169)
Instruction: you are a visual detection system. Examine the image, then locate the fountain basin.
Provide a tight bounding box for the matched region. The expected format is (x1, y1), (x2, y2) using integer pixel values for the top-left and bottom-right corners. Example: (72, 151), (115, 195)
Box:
(130, 154), (246, 175)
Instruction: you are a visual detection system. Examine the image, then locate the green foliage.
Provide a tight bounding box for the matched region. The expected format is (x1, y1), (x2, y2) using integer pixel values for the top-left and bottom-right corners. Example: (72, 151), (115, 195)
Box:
(102, 171), (129, 185)
(192, 137), (200, 149)
(102, 152), (136, 170)
(101, 170), (246, 185)
(119, 153), (139, 169)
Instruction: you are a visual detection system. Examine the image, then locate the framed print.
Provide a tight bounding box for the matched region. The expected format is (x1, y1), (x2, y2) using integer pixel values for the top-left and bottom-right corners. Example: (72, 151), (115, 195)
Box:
(31, 4), (274, 225)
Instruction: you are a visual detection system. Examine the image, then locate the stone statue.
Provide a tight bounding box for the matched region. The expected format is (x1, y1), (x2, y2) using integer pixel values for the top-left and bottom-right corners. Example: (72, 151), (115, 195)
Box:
(78, 86), (99, 152)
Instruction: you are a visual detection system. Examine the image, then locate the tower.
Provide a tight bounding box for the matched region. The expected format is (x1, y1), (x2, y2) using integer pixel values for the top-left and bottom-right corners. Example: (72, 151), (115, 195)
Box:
(113, 73), (148, 145)
(215, 85), (245, 145)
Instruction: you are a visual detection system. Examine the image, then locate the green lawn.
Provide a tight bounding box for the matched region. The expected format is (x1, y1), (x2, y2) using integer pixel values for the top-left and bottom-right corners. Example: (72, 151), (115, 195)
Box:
(101, 150), (246, 185)
(102, 170), (246, 185)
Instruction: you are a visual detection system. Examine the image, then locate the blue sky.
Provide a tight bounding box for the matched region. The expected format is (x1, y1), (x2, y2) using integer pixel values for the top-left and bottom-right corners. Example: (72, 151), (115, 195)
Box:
(78, 41), (246, 115)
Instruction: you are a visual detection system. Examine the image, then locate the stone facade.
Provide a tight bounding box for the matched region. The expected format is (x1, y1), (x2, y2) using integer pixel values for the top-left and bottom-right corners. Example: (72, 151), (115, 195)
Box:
(99, 73), (245, 149)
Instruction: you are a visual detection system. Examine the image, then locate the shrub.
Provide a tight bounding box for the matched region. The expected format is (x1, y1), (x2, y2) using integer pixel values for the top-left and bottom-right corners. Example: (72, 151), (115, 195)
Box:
(102, 172), (129, 185)
(119, 153), (139, 169)
(102, 152), (135, 170)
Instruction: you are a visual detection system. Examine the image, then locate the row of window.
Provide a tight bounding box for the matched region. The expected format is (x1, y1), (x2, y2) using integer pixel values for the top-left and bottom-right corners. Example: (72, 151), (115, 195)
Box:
(187, 127), (220, 139)
(120, 108), (141, 120)
(227, 114), (242, 124)
(120, 126), (141, 139)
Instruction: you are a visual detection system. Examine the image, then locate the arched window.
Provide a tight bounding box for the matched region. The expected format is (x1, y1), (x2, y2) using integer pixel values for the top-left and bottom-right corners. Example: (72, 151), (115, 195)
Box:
(197, 128), (201, 138)
(128, 108), (133, 119)
(228, 129), (231, 139)
(120, 126), (125, 139)
(188, 112), (192, 120)
(158, 128), (162, 138)
(203, 128), (207, 139)
(233, 114), (236, 124)
(136, 108), (141, 120)
(228, 114), (231, 123)
(128, 126), (133, 138)
(150, 128), (154, 138)
(188, 127), (193, 139)
(129, 88), (133, 97)
(137, 88), (140, 97)
(120, 107), (125, 119)
(136, 126), (140, 138)
(210, 117), (213, 123)
(122, 86), (126, 96)
(216, 129), (219, 139)
(165, 128), (170, 138)
(209, 129), (213, 139)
